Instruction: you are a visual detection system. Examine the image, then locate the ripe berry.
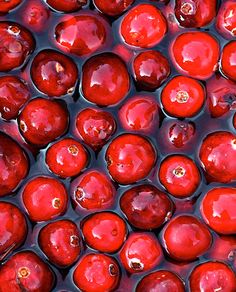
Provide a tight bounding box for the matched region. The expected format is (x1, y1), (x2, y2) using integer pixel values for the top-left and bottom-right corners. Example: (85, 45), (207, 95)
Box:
(18, 97), (69, 147)
(39, 220), (81, 267)
(120, 4), (167, 48)
(22, 176), (68, 222)
(171, 31), (220, 80)
(94, 0), (134, 16)
(82, 212), (127, 253)
(221, 41), (236, 82)
(216, 1), (236, 39)
(46, 0), (87, 12)
(82, 53), (130, 106)
(120, 184), (173, 230)
(162, 215), (212, 261)
(120, 232), (163, 273)
(0, 0), (21, 14)
(73, 253), (120, 292)
(46, 138), (88, 178)
(106, 134), (156, 184)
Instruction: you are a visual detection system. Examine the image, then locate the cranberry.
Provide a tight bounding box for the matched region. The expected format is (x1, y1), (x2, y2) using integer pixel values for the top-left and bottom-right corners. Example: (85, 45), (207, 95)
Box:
(162, 215), (212, 261)
(120, 232), (163, 273)
(82, 212), (127, 253)
(18, 98), (69, 147)
(46, 0), (87, 12)
(94, 0), (134, 16)
(120, 184), (173, 230)
(171, 31), (220, 80)
(216, 1), (236, 39)
(106, 134), (156, 184)
(75, 108), (116, 150)
(0, 0), (21, 14)
(199, 131), (236, 183)
(39, 220), (81, 267)
(82, 53), (130, 106)
(73, 253), (120, 292)
(221, 41), (236, 82)
(120, 4), (167, 48)
(22, 176), (68, 222)
(46, 138), (88, 178)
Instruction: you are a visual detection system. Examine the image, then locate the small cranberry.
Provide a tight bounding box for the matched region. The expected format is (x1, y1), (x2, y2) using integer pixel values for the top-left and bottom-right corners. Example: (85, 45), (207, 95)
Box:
(0, 0), (21, 14)
(216, 1), (236, 39)
(221, 41), (236, 82)
(94, 0), (134, 16)
(46, 0), (87, 12)
(22, 176), (68, 222)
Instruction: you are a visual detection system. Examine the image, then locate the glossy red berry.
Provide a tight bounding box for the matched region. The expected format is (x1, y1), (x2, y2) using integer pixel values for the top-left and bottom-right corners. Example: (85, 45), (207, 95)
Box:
(221, 41), (236, 82)
(120, 4), (167, 48)
(82, 53), (130, 106)
(0, 0), (21, 14)
(22, 176), (68, 222)
(82, 212), (127, 253)
(120, 184), (173, 230)
(106, 134), (156, 184)
(39, 220), (81, 267)
(94, 0), (134, 16)
(46, 0), (87, 12)
(18, 98), (69, 147)
(216, 1), (236, 39)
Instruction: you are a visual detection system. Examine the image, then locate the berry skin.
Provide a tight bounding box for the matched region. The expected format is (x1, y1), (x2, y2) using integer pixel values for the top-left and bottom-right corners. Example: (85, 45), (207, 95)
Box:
(0, 132), (29, 197)
(39, 220), (81, 267)
(82, 53), (130, 106)
(18, 98), (69, 147)
(46, 0), (87, 12)
(31, 49), (78, 97)
(120, 184), (173, 230)
(94, 0), (134, 16)
(216, 1), (236, 39)
(162, 215), (212, 261)
(82, 212), (127, 253)
(120, 4), (167, 48)
(159, 155), (201, 198)
(46, 138), (88, 178)
(106, 134), (156, 184)
(171, 32), (220, 80)
(73, 253), (120, 292)
(221, 41), (236, 82)
(0, 0), (21, 14)
(22, 176), (68, 222)
(200, 187), (236, 235)
(199, 131), (236, 183)
(120, 232), (163, 273)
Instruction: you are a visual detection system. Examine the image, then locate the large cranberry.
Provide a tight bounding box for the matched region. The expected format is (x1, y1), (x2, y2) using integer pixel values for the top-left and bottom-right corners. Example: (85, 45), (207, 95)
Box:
(216, 1), (236, 39)
(221, 41), (236, 82)
(46, 0), (87, 12)
(94, 0), (134, 16)
(0, 0), (22, 14)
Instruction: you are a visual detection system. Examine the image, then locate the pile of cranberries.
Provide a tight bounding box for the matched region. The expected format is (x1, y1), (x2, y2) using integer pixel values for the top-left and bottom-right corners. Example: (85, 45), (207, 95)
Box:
(0, 0), (236, 291)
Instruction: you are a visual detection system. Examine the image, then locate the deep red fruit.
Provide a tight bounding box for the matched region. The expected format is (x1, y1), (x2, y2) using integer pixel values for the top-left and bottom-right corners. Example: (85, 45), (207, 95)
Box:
(22, 176), (68, 222)
(199, 131), (236, 183)
(39, 220), (81, 267)
(0, 0), (21, 14)
(221, 41), (236, 82)
(31, 49), (78, 97)
(216, 1), (236, 39)
(171, 32), (220, 80)
(70, 170), (115, 211)
(0, 251), (54, 292)
(119, 95), (159, 133)
(0, 202), (27, 260)
(106, 134), (156, 184)
(189, 262), (236, 292)
(0, 22), (35, 71)
(73, 253), (120, 292)
(201, 187), (236, 234)
(46, 0), (87, 12)
(46, 138), (88, 178)
(162, 215), (212, 261)
(120, 232), (163, 273)
(75, 108), (116, 150)
(120, 184), (173, 230)
(82, 212), (127, 253)
(0, 132), (28, 196)
(18, 98), (69, 146)
(159, 155), (201, 198)
(94, 0), (134, 16)
(82, 53), (130, 106)
(120, 4), (167, 48)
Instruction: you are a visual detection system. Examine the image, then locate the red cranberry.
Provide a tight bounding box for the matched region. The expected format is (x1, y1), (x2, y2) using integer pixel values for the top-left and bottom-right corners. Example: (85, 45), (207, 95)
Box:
(199, 131), (236, 183)
(82, 212), (127, 253)
(120, 4), (167, 48)
(216, 1), (236, 39)
(82, 53), (130, 106)
(0, 132), (28, 196)
(106, 134), (156, 184)
(221, 41), (236, 82)
(94, 0), (134, 16)
(22, 176), (68, 222)
(31, 49), (78, 97)
(0, 0), (21, 14)
(0, 22), (35, 71)
(75, 108), (116, 150)
(171, 32), (220, 80)
(120, 232), (163, 273)
(46, 0), (87, 12)
(46, 138), (88, 178)
(162, 215), (212, 261)
(159, 155), (201, 198)
(73, 253), (120, 292)
(39, 220), (81, 267)
(120, 184), (173, 230)
(18, 98), (69, 147)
